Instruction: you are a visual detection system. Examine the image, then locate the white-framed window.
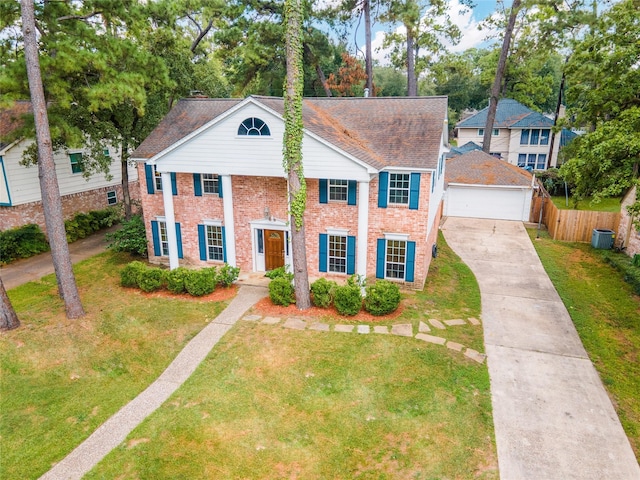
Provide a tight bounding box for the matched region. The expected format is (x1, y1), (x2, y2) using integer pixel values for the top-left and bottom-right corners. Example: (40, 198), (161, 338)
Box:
(238, 117), (271, 136)
(518, 153), (547, 170)
(520, 128), (551, 146)
(106, 190), (117, 205)
(154, 166), (163, 191)
(388, 173), (410, 205)
(158, 221), (169, 256)
(477, 128), (484, 136)
(202, 174), (219, 194)
(329, 179), (348, 202)
(385, 239), (407, 279)
(492, 128), (499, 136)
(328, 234), (347, 273)
(69, 152), (83, 174)
(206, 225), (224, 261)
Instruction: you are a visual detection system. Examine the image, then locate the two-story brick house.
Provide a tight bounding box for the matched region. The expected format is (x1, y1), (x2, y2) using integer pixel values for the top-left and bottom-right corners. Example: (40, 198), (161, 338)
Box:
(131, 96), (449, 289)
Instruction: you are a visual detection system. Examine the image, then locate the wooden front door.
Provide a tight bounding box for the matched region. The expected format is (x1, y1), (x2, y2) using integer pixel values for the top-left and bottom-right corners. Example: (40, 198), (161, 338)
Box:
(265, 230), (285, 271)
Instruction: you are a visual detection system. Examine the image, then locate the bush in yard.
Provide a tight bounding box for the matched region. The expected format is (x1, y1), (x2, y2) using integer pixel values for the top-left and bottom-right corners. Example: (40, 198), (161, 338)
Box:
(217, 264), (240, 287)
(106, 214), (147, 256)
(166, 267), (191, 294)
(265, 266), (294, 282)
(65, 207), (122, 243)
(0, 224), (49, 264)
(364, 280), (401, 316)
(269, 277), (295, 306)
(184, 268), (217, 296)
(310, 278), (337, 308)
(137, 266), (166, 293)
(333, 284), (362, 316)
(120, 261), (148, 288)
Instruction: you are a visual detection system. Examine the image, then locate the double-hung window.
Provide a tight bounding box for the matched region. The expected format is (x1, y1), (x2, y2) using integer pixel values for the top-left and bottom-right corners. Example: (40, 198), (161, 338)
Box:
(319, 232), (355, 275)
(385, 240), (406, 279)
(158, 221), (169, 256)
(518, 153), (547, 169)
(376, 236), (416, 282)
(154, 166), (163, 191)
(328, 235), (347, 273)
(521, 128), (551, 145)
(203, 174), (219, 195)
(389, 173), (410, 205)
(329, 179), (348, 202)
(69, 153), (83, 174)
(206, 225), (224, 261)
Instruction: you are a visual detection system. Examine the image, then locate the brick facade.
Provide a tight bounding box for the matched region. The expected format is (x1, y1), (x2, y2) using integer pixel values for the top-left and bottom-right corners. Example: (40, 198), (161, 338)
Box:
(0, 181), (140, 233)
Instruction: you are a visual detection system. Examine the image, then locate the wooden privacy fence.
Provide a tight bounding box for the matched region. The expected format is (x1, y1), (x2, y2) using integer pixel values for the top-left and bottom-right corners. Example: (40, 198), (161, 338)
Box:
(530, 192), (621, 243)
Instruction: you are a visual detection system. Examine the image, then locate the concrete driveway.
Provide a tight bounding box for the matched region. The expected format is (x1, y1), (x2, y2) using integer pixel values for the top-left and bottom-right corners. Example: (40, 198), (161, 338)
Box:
(441, 217), (640, 480)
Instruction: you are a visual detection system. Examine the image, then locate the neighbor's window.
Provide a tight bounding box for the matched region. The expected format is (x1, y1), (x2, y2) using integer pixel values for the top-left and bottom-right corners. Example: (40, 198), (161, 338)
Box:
(238, 117), (271, 136)
(69, 153), (83, 174)
(388, 173), (410, 205)
(385, 240), (406, 280)
(206, 225), (224, 261)
(329, 179), (348, 202)
(478, 128), (484, 136)
(106, 190), (117, 205)
(202, 174), (219, 194)
(492, 128), (499, 136)
(328, 235), (347, 273)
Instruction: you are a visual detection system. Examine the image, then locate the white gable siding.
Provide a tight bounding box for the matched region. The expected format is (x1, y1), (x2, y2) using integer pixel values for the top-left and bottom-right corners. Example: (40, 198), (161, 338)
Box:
(153, 104), (372, 181)
(0, 156), (10, 205)
(1, 139), (137, 206)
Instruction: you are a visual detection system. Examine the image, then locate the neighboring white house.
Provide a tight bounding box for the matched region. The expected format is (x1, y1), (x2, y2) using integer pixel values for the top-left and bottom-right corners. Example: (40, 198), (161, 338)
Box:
(444, 150), (534, 221)
(0, 101), (139, 231)
(456, 99), (576, 170)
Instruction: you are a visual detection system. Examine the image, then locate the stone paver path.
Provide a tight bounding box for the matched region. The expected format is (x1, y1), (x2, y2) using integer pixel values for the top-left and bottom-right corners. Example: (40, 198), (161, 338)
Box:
(243, 313), (485, 363)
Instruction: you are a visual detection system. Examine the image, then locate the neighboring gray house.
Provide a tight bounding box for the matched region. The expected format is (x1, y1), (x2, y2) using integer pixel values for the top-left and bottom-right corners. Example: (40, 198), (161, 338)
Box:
(456, 99), (576, 170)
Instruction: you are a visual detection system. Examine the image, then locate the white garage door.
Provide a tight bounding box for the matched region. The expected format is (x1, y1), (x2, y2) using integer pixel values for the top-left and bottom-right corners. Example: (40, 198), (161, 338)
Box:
(446, 185), (532, 221)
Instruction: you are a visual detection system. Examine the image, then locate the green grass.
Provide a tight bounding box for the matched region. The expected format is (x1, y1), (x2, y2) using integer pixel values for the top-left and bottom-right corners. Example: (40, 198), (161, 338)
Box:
(0, 252), (230, 480)
(550, 195), (622, 212)
(529, 229), (640, 458)
(2, 236), (497, 479)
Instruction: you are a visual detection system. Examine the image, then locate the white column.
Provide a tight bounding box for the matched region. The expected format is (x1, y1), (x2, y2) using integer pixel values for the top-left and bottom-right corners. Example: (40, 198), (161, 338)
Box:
(161, 172), (179, 270)
(357, 181), (370, 277)
(221, 175), (237, 267)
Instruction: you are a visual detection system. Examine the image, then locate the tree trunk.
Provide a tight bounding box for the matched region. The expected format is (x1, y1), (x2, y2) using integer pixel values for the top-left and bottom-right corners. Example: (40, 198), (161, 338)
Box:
(304, 43), (332, 97)
(547, 65), (567, 169)
(406, 27), (417, 96)
(284, 0), (311, 310)
(21, 0), (85, 319)
(364, 0), (374, 96)
(483, 0), (521, 154)
(0, 279), (20, 331)
(121, 138), (132, 219)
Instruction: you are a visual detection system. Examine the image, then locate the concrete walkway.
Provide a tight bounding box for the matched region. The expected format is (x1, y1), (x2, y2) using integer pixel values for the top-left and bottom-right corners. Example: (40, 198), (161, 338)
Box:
(40, 284), (267, 480)
(441, 217), (640, 480)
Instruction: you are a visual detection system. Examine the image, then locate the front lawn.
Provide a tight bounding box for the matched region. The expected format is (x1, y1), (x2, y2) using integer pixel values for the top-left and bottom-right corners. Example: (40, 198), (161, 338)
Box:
(529, 230), (640, 458)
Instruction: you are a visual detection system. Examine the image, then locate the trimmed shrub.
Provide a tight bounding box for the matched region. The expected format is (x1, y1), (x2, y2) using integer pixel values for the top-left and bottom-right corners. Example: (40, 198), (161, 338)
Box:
(0, 224), (49, 264)
(138, 267), (166, 293)
(184, 268), (217, 296)
(265, 266), (293, 282)
(106, 214), (147, 256)
(364, 280), (401, 316)
(166, 267), (190, 294)
(333, 284), (362, 316)
(218, 264), (240, 287)
(269, 277), (295, 306)
(310, 278), (337, 308)
(601, 252), (640, 296)
(120, 261), (147, 288)
(65, 207), (122, 243)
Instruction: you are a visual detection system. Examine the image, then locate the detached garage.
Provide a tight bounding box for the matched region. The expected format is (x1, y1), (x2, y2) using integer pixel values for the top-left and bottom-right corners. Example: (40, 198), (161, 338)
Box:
(444, 150), (534, 221)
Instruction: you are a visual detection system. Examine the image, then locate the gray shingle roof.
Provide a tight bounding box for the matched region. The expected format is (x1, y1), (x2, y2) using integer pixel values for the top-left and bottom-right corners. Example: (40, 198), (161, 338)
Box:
(457, 99), (553, 129)
(132, 95), (448, 171)
(446, 150), (533, 187)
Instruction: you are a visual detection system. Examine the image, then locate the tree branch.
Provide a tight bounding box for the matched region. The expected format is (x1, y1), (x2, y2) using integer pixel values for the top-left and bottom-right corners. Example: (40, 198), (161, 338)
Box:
(57, 11), (103, 22)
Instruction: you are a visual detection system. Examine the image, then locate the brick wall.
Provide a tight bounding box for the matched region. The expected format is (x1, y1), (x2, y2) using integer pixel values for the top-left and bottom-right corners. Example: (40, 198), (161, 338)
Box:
(0, 181), (140, 233)
(140, 168), (441, 288)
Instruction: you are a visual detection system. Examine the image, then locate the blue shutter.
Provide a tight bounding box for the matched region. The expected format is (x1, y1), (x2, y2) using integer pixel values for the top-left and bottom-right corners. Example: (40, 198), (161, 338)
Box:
(222, 226), (227, 263)
(347, 236), (356, 275)
(319, 179), (328, 204)
(175, 223), (183, 259)
(378, 172), (388, 208)
(193, 174), (202, 196)
(405, 241), (416, 282)
(151, 221), (161, 256)
(198, 224), (207, 261)
(376, 238), (385, 278)
(347, 181), (357, 205)
(145, 165), (155, 194)
(170, 172), (177, 195)
(319, 233), (327, 272)
(409, 173), (420, 210)
(218, 177), (223, 198)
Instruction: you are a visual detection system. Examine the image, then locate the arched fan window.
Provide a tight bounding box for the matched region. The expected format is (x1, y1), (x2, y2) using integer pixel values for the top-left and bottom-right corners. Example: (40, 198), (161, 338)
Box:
(238, 117), (271, 136)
